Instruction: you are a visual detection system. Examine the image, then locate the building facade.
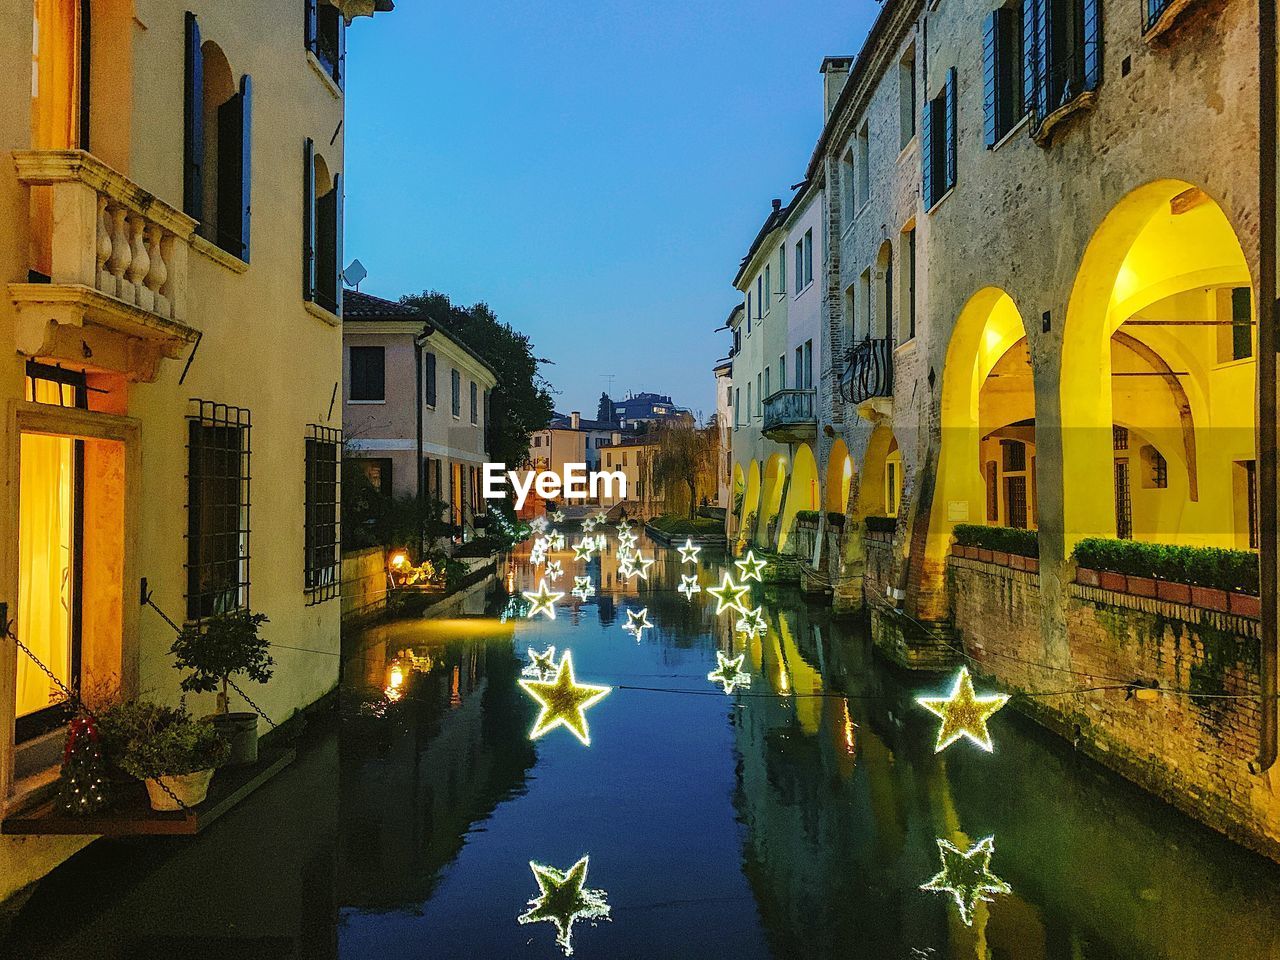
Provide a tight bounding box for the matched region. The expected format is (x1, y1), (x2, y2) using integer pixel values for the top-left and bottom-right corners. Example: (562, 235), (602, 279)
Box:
(0, 0), (390, 898)
(723, 0), (1276, 856)
(342, 290), (496, 538)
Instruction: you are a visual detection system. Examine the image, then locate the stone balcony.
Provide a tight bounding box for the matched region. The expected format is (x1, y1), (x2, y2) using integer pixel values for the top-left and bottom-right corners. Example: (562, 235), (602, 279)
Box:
(762, 388), (817, 443)
(11, 150), (200, 383)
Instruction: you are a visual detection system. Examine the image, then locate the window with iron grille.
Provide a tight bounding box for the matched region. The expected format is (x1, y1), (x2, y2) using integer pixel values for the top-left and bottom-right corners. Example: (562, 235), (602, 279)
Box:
(186, 401), (251, 621)
(1005, 475), (1029, 529)
(986, 461), (999, 522)
(1114, 459), (1133, 540)
(305, 425), (340, 604)
(1001, 439), (1026, 472)
(1112, 424), (1129, 450)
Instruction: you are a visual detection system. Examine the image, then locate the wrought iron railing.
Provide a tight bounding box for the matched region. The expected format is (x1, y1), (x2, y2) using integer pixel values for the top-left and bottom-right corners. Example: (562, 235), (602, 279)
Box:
(840, 337), (894, 404)
(762, 389), (816, 433)
(1142, 0), (1173, 32)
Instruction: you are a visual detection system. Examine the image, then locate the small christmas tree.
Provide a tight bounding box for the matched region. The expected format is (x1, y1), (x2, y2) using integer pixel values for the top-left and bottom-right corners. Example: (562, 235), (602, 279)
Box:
(57, 714), (109, 816)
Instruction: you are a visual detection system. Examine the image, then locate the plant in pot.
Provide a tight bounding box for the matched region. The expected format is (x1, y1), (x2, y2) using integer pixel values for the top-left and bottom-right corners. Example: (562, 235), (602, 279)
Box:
(171, 610), (273, 765)
(101, 699), (230, 811)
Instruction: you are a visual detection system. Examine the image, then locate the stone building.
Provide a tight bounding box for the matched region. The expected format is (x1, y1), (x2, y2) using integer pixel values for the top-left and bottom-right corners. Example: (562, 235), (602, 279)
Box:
(724, 0), (1277, 857)
(0, 0), (392, 898)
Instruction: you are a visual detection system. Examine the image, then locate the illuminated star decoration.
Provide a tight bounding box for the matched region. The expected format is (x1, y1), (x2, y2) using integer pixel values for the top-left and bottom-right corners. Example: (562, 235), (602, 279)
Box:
(571, 576), (595, 601)
(622, 607), (652, 639)
(594, 511), (609, 525)
(524, 645), (559, 681)
(530, 516), (549, 535)
(617, 529), (638, 551)
(920, 836), (1011, 926)
(500, 594), (531, 623)
(616, 518), (633, 532)
(916, 666), (1011, 753)
(552, 509), (566, 523)
(572, 540), (596, 562)
(518, 651), (611, 745)
(707, 574), (750, 616)
(522, 579), (565, 620)
(517, 856), (611, 957)
(618, 555), (637, 579)
(625, 552), (654, 582)
(544, 560), (564, 583)
(677, 574), (701, 599)
(677, 538), (701, 565)
(707, 651), (751, 694)
(594, 534), (609, 552)
(582, 516), (598, 533)
(734, 605), (768, 638)
(549, 531), (567, 551)
(734, 550), (768, 583)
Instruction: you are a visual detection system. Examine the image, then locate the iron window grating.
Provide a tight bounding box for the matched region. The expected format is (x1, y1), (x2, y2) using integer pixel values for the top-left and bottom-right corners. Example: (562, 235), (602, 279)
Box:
(1112, 425), (1129, 451)
(305, 424), (342, 604)
(185, 400), (252, 622)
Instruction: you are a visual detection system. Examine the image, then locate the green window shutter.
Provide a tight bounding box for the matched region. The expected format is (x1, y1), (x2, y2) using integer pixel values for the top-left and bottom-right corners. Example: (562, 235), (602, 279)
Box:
(1083, 0), (1103, 90)
(983, 11), (999, 148)
(1232, 287), (1253, 360)
(921, 92), (935, 208)
(183, 12), (204, 221)
(944, 67), (958, 192)
(332, 172), (344, 318)
(215, 75), (252, 262)
(302, 138), (315, 301)
(1022, 0), (1039, 118)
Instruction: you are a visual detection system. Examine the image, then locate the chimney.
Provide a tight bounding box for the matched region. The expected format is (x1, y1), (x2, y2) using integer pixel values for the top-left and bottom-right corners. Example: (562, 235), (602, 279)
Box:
(821, 57), (854, 121)
(611, 431), (622, 445)
(772, 198), (782, 212)
(571, 411), (581, 429)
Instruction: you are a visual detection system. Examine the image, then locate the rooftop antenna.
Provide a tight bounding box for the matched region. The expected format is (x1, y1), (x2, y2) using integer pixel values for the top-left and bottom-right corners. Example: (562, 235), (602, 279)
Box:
(343, 258), (367, 291)
(600, 373), (616, 394)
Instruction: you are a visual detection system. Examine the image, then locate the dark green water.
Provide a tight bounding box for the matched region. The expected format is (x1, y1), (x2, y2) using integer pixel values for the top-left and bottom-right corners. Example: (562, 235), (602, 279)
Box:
(7, 534), (1280, 959)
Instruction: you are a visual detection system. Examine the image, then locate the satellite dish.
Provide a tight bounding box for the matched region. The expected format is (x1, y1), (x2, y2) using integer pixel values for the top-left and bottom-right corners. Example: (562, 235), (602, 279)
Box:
(343, 259), (367, 289)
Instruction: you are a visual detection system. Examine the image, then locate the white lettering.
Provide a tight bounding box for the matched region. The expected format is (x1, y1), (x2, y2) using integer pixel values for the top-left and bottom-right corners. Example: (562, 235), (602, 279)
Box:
(483, 463), (626, 508)
(591, 470), (628, 501)
(483, 462), (508, 500)
(509, 470), (537, 510)
(563, 463), (587, 498)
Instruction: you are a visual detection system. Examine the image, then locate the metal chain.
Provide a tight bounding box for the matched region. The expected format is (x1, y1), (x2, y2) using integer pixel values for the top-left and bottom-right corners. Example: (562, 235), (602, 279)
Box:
(227, 677), (277, 729)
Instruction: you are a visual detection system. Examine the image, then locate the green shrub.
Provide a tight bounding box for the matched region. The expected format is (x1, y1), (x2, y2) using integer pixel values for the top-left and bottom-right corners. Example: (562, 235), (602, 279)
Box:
(827, 512), (846, 526)
(649, 514), (722, 537)
(795, 510), (821, 524)
(864, 515), (897, 534)
(98, 700), (229, 779)
(953, 524), (1039, 558)
(170, 610), (273, 713)
(1072, 537), (1259, 594)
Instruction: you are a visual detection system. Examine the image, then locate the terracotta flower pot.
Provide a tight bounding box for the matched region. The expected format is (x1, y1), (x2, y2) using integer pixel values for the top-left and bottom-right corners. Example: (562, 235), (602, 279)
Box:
(1099, 571), (1128, 593)
(1127, 576), (1157, 598)
(1191, 585), (1230, 613)
(1075, 567), (1100, 587)
(144, 768), (216, 812)
(1156, 580), (1192, 605)
(1229, 593), (1262, 618)
(1025, 558), (1040, 574)
(991, 551), (1010, 567)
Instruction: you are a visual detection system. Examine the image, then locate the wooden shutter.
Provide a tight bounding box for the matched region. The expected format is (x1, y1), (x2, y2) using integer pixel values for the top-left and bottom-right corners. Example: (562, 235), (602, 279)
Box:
(425, 352), (437, 406)
(983, 12), (999, 148)
(183, 12), (204, 221)
(305, 0), (318, 52)
(216, 75), (252, 261)
(1022, 0), (1039, 118)
(302, 138), (315, 301)
(1035, 0), (1051, 114)
(239, 75), (252, 261)
(332, 172), (344, 317)
(1083, 0), (1102, 91)
(921, 92), (935, 208)
(944, 68), (958, 192)
(335, 16), (346, 89)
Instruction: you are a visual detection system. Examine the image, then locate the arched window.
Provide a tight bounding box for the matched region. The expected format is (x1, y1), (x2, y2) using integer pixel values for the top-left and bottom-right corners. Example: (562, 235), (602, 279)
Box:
(303, 141), (343, 314)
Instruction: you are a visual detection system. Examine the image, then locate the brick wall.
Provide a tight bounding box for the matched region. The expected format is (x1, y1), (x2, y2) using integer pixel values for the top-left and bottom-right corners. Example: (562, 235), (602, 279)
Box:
(949, 556), (1280, 860)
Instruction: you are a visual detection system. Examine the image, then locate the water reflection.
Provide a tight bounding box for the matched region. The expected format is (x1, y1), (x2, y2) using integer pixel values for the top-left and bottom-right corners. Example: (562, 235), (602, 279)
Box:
(517, 856), (611, 956)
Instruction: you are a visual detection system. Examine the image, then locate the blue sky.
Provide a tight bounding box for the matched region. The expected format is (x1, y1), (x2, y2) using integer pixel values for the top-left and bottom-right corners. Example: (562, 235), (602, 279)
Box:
(344, 1), (877, 419)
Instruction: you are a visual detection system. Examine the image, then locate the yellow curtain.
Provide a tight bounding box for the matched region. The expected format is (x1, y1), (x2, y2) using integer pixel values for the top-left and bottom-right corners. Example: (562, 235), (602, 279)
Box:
(30, 0), (80, 276)
(17, 423), (76, 719)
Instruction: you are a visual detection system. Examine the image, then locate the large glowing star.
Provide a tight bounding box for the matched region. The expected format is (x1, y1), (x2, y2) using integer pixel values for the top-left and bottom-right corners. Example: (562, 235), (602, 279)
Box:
(734, 550), (768, 583)
(622, 607), (652, 638)
(518, 652), (611, 745)
(571, 576), (595, 600)
(920, 836), (1011, 926)
(677, 574), (701, 599)
(626, 552), (654, 581)
(677, 538), (702, 565)
(522, 579), (565, 620)
(517, 856), (610, 957)
(916, 666), (1010, 753)
(707, 651), (751, 694)
(572, 540), (596, 562)
(524, 645), (558, 681)
(707, 574), (750, 616)
(734, 606), (767, 637)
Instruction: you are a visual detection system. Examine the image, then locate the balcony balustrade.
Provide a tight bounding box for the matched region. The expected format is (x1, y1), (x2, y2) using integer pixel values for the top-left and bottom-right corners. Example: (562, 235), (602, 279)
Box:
(11, 149), (200, 382)
(840, 337), (894, 408)
(762, 388), (817, 443)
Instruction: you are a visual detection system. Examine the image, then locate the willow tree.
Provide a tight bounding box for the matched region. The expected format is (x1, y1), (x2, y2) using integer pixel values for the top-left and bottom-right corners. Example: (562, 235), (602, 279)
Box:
(650, 422), (718, 519)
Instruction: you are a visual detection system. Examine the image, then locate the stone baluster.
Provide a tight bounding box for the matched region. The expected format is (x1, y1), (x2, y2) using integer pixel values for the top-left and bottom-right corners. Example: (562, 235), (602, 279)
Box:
(95, 194), (112, 294)
(145, 224), (170, 318)
(127, 215), (150, 311)
(107, 204), (131, 300)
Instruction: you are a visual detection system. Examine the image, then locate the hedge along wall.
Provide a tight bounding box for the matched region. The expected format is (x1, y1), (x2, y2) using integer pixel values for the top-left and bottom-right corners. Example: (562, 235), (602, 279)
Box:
(948, 555), (1279, 860)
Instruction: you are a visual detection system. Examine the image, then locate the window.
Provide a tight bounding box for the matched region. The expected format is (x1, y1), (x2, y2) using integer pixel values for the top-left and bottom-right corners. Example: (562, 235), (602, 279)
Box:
(841, 148), (856, 222)
(756, 374), (762, 416)
(1220, 286), (1254, 361)
(1238, 460), (1259, 549)
(859, 268), (872, 339)
(606, 452), (612, 466)
(764, 265), (772, 313)
(734, 388), (740, 428)
(425, 351), (437, 406)
(746, 294), (752, 333)
(1140, 444), (1168, 489)
(903, 227), (917, 341)
(855, 123), (870, 209)
(451, 369), (461, 417)
(303, 139), (343, 315)
(795, 240), (804, 293)
(882, 248), (894, 339)
(1023, 0), (1102, 124)
(803, 230), (814, 285)
(756, 276), (763, 318)
(304, 425), (340, 603)
(795, 345), (804, 391)
(899, 46), (917, 149)
(184, 15), (252, 261)
(779, 355), (787, 390)
(622, 452), (628, 467)
(186, 401), (250, 622)
(304, 0), (345, 87)
(764, 368), (771, 401)
(803, 340), (813, 389)
(984, 6), (1025, 147)
(747, 382), (752, 422)
(470, 382), (478, 424)
(349, 346), (385, 401)
(922, 68), (957, 210)
(778, 244), (787, 293)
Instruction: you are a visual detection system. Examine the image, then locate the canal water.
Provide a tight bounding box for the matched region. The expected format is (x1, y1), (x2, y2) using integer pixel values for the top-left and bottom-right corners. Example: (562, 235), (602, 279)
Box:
(7, 532), (1280, 959)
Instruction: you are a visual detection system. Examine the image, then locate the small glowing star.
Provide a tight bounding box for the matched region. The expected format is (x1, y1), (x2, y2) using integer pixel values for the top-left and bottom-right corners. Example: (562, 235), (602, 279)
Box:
(582, 517), (598, 533)
(552, 510), (566, 523)
(518, 651), (611, 745)
(734, 550), (768, 582)
(677, 574), (701, 599)
(734, 605), (768, 637)
(544, 560), (564, 583)
(517, 856), (611, 956)
(617, 529), (639, 550)
(571, 576), (595, 600)
(707, 651), (751, 694)
(677, 538), (701, 564)
(522, 579), (565, 620)
(524, 645), (559, 681)
(916, 666), (1010, 753)
(626, 552), (654, 581)
(707, 574), (750, 616)
(622, 607), (653, 638)
(616, 518), (633, 532)
(530, 516), (549, 535)
(920, 836), (1011, 926)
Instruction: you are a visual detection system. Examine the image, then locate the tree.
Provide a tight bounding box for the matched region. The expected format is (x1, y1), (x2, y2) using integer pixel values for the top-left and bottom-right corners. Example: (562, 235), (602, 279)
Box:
(400, 291), (555, 469)
(650, 422), (718, 519)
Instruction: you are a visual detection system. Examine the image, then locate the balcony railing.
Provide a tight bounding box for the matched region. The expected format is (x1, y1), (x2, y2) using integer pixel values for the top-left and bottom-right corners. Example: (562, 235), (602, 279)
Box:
(11, 150), (199, 380)
(762, 388), (817, 442)
(840, 337), (894, 406)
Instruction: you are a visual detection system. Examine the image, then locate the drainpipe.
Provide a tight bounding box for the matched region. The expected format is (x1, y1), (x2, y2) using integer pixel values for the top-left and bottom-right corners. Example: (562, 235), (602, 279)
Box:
(414, 325), (432, 557)
(1254, 0), (1278, 774)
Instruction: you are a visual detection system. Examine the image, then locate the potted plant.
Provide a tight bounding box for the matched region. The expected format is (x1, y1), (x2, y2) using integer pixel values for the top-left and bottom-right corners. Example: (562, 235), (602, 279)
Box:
(171, 610), (273, 765)
(99, 699), (229, 811)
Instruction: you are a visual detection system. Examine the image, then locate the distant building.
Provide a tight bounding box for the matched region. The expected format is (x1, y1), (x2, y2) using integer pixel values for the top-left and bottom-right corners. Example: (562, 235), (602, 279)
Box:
(598, 432), (663, 518)
(713, 359), (733, 508)
(610, 391), (694, 430)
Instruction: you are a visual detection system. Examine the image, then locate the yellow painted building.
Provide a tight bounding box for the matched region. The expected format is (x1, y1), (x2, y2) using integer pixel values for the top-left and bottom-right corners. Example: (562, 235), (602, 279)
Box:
(0, 0), (390, 899)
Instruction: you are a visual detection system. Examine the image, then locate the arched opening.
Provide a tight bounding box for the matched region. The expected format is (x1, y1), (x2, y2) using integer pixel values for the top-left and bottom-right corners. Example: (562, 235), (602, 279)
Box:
(758, 454), (788, 548)
(778, 443), (820, 551)
(1062, 181), (1255, 549)
(826, 439), (853, 515)
(859, 423), (902, 520)
(874, 240), (894, 340)
(312, 151), (340, 312)
(926, 288), (1034, 561)
(739, 460), (762, 548)
(730, 462), (746, 534)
